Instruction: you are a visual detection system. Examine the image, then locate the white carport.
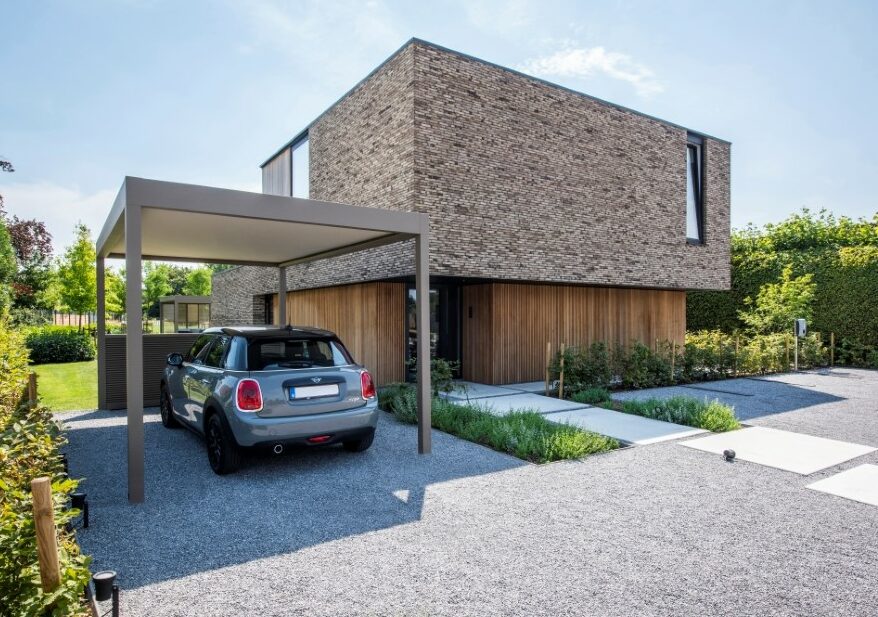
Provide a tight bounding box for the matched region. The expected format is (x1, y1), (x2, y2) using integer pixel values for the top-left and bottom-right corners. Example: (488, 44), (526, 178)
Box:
(95, 177), (432, 503)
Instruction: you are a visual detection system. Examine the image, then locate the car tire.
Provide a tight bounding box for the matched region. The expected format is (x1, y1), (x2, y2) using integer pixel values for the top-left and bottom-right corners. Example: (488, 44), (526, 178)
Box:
(343, 430), (375, 453)
(206, 413), (242, 475)
(160, 386), (180, 429)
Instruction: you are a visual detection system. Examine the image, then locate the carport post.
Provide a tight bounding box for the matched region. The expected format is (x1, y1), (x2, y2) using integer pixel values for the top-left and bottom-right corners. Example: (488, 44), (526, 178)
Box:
(125, 205), (145, 503)
(277, 266), (287, 326)
(96, 257), (106, 409)
(415, 223), (431, 454)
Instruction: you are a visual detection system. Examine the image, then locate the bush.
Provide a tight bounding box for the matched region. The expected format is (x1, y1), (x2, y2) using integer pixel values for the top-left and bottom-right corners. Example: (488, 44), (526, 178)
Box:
(571, 387), (611, 405)
(615, 341), (672, 389)
(380, 385), (618, 463)
(0, 322), (92, 616)
(24, 326), (95, 364)
(550, 342), (613, 394)
(620, 396), (740, 432)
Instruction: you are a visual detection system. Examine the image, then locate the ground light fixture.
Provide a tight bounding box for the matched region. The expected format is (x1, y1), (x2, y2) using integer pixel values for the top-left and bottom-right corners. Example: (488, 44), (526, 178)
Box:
(92, 570), (121, 617)
(71, 492), (89, 528)
(724, 449), (736, 462)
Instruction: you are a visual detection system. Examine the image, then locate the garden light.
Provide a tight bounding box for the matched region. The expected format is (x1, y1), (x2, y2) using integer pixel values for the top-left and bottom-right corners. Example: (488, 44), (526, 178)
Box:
(723, 449), (736, 462)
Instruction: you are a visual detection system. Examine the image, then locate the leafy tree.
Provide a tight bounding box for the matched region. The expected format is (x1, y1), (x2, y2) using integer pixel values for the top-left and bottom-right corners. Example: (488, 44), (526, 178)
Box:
(739, 265), (815, 334)
(57, 223), (97, 328)
(0, 159), (15, 313)
(4, 216), (53, 308)
(105, 267), (126, 314)
(143, 262), (173, 318)
(183, 266), (211, 296)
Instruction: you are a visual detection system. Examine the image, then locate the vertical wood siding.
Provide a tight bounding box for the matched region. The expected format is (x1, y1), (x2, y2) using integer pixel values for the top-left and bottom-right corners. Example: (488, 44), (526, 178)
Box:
(261, 148), (291, 196)
(462, 283), (685, 384)
(284, 282), (405, 384)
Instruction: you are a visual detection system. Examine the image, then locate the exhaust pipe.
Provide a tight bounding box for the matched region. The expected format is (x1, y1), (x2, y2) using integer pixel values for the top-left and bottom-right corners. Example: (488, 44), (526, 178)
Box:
(272, 444), (284, 455)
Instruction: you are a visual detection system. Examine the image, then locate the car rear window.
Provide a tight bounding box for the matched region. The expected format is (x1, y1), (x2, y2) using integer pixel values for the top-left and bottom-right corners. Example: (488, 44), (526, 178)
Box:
(247, 337), (353, 371)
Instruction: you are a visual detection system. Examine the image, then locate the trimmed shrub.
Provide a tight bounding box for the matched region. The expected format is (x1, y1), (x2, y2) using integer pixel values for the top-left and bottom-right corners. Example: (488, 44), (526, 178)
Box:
(24, 326), (95, 364)
(614, 341), (672, 389)
(620, 396), (740, 432)
(0, 322), (92, 617)
(571, 387), (611, 405)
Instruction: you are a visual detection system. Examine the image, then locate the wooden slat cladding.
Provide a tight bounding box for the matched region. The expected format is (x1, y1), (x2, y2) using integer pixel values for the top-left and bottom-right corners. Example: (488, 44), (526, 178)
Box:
(102, 334), (199, 410)
(462, 283), (685, 384)
(261, 148), (291, 196)
(284, 282), (405, 385)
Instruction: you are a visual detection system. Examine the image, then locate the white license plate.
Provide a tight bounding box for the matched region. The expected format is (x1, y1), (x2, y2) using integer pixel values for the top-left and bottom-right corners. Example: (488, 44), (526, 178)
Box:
(289, 384), (339, 400)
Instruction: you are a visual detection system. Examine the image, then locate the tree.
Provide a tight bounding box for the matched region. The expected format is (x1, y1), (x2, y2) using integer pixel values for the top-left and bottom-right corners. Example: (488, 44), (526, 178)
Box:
(5, 216), (53, 308)
(143, 262), (173, 318)
(105, 268), (126, 315)
(57, 223), (97, 328)
(183, 266), (212, 296)
(739, 265), (816, 334)
(0, 158), (15, 313)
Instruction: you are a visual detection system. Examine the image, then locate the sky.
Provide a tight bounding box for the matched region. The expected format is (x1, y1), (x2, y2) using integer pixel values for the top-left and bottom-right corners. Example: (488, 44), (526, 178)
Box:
(1, 0), (876, 256)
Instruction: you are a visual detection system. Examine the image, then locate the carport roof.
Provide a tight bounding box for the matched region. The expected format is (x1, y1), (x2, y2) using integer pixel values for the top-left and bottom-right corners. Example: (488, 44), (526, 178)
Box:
(96, 177), (426, 266)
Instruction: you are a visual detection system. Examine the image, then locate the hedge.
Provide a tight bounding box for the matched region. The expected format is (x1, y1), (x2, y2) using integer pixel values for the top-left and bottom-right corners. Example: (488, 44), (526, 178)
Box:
(687, 209), (878, 365)
(24, 326), (96, 365)
(0, 323), (92, 616)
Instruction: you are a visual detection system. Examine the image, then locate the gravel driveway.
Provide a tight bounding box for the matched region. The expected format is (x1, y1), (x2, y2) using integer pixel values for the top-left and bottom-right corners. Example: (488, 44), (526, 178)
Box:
(63, 369), (878, 616)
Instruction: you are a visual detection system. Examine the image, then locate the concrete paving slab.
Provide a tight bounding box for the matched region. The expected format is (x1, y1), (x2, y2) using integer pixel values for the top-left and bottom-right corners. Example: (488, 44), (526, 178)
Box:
(545, 407), (706, 445)
(443, 381), (521, 400)
(504, 381), (549, 394)
(681, 426), (876, 475)
(473, 393), (589, 415)
(807, 464), (878, 507)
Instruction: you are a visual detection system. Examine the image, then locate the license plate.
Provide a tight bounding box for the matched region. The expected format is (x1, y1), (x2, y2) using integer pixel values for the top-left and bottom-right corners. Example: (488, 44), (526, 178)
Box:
(289, 384), (339, 400)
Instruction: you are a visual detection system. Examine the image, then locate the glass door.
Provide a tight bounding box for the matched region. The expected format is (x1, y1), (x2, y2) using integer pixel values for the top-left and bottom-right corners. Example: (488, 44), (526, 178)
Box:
(406, 284), (461, 380)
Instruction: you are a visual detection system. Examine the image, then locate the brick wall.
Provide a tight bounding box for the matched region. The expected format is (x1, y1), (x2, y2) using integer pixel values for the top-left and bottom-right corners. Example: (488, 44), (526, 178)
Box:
(212, 40), (731, 325)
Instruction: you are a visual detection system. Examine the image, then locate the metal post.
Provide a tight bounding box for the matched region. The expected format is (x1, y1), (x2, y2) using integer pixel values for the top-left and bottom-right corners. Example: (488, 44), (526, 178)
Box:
(415, 225), (431, 454)
(125, 205), (145, 503)
(96, 257), (106, 409)
(277, 266), (287, 326)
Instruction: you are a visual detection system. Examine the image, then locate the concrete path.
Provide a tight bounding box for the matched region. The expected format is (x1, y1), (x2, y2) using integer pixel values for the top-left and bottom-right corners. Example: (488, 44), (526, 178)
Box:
(547, 407), (706, 445)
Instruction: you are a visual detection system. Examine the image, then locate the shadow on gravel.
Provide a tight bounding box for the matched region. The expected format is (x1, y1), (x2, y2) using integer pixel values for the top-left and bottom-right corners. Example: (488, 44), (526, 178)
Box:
(63, 410), (523, 590)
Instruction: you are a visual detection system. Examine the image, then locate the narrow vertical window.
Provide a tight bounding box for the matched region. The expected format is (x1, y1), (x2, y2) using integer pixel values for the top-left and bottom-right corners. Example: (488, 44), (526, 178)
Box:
(686, 134), (704, 243)
(291, 137), (309, 199)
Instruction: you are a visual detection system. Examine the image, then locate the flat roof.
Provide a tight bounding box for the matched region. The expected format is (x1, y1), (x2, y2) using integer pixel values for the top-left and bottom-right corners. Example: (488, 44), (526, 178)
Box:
(96, 177), (426, 267)
(261, 37), (730, 167)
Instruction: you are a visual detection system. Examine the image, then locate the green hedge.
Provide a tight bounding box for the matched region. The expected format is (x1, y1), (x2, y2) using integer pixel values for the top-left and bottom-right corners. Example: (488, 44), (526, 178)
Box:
(687, 210), (878, 364)
(0, 324), (92, 617)
(24, 327), (95, 365)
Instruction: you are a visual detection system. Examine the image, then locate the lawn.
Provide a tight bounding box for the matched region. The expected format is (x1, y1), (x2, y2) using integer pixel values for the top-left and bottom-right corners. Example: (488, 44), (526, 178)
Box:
(33, 360), (97, 412)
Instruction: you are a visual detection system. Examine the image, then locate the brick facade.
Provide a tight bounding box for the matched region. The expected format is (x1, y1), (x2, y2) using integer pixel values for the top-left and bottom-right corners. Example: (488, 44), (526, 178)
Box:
(213, 39), (731, 325)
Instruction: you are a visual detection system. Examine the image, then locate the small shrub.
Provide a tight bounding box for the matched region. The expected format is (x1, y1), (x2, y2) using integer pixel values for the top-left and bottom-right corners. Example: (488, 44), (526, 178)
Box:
(571, 387), (611, 405)
(550, 342), (613, 395)
(614, 341), (671, 390)
(24, 326), (95, 364)
(620, 396), (740, 432)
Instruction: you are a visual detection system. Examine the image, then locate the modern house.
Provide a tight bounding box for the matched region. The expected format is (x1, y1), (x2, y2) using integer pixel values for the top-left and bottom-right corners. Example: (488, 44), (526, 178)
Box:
(212, 38), (731, 386)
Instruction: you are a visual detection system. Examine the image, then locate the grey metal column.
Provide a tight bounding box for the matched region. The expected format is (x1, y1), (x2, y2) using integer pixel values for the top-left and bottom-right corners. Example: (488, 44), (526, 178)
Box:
(277, 266), (287, 326)
(124, 206), (145, 503)
(415, 223), (432, 454)
(96, 257), (106, 409)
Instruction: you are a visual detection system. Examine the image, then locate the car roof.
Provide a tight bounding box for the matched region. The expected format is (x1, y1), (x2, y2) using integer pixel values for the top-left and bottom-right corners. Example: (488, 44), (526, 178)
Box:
(202, 325), (338, 339)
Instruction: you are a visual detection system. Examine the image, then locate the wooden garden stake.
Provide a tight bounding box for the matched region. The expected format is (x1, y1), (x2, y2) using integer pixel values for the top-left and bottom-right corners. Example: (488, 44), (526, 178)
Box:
(31, 477), (61, 594)
(670, 341), (675, 382)
(830, 332), (835, 367)
(545, 342), (551, 396)
(558, 343), (566, 399)
(785, 336), (790, 370)
(734, 334), (739, 377)
(28, 372), (38, 408)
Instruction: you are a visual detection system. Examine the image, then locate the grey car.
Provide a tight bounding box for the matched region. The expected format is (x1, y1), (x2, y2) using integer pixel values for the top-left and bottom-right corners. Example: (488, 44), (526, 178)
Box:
(160, 326), (379, 474)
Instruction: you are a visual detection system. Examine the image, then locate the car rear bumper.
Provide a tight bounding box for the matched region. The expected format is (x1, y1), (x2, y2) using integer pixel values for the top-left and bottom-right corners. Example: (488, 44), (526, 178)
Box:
(227, 400), (379, 447)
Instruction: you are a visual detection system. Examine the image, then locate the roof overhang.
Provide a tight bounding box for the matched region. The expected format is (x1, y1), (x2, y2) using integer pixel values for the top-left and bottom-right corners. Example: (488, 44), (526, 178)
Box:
(96, 177), (425, 267)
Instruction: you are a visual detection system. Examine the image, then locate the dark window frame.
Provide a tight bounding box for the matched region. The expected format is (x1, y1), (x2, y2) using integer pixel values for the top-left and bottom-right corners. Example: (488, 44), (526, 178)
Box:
(288, 133), (310, 199)
(686, 133), (705, 245)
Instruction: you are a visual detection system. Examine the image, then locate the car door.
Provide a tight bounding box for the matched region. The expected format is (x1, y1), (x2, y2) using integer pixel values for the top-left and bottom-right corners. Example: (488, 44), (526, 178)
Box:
(167, 334), (212, 423)
(180, 334), (215, 426)
(189, 334), (230, 429)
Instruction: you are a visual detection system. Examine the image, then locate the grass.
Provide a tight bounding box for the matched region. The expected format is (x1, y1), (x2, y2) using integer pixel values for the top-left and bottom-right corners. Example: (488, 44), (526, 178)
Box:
(32, 360), (97, 412)
(615, 396), (740, 432)
(380, 385), (619, 463)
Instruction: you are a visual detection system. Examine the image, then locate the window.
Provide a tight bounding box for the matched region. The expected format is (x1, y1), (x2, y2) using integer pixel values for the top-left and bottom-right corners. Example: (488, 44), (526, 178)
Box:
(291, 137), (309, 199)
(247, 336), (352, 371)
(204, 335), (230, 368)
(186, 334), (213, 362)
(686, 134), (704, 244)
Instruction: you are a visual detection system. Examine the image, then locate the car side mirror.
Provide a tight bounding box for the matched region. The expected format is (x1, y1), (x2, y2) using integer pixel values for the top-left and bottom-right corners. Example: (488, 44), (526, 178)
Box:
(167, 352), (184, 367)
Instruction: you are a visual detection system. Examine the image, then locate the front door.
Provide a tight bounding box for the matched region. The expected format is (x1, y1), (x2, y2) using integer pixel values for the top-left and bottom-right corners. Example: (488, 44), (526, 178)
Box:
(406, 284), (461, 379)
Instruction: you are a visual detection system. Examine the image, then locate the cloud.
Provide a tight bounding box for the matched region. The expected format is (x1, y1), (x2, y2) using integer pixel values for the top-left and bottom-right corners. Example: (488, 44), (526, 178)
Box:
(518, 46), (664, 98)
(461, 0), (536, 33)
(0, 182), (117, 256)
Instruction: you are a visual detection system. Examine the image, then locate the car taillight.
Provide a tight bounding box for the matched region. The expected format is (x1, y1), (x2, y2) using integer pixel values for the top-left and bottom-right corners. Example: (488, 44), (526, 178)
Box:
(236, 379), (263, 412)
(360, 370), (376, 399)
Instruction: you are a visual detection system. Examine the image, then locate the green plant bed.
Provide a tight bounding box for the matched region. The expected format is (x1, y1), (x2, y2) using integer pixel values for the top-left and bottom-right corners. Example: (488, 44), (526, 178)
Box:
(379, 386), (618, 463)
(613, 396), (740, 432)
(33, 360), (97, 411)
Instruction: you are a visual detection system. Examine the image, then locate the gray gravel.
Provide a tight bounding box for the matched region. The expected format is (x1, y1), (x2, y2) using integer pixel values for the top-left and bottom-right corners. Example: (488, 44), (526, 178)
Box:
(62, 370), (878, 616)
